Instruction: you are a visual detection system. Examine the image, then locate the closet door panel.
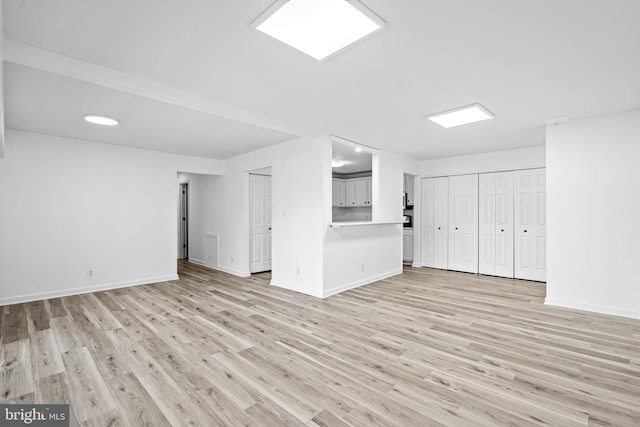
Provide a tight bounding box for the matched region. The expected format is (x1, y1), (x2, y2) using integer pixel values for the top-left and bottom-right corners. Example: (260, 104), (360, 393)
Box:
(433, 177), (449, 269)
(515, 168), (546, 281)
(448, 174), (478, 273)
(533, 170), (547, 281)
(421, 178), (436, 268)
(479, 171), (514, 278)
(421, 177), (448, 269)
(495, 172), (514, 277)
(478, 174), (496, 275)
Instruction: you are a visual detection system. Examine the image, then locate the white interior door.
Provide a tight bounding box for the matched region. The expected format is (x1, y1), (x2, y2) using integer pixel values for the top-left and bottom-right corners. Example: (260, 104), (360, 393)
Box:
(448, 174), (478, 273)
(479, 173), (496, 275)
(514, 168), (546, 281)
(250, 174), (272, 273)
(494, 172), (514, 278)
(479, 172), (514, 277)
(433, 177), (449, 269)
(421, 177), (448, 269)
(421, 178), (436, 267)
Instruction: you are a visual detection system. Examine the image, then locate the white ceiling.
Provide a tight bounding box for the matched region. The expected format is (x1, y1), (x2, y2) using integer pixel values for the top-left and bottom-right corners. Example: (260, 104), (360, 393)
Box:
(4, 63), (297, 159)
(3, 0), (640, 160)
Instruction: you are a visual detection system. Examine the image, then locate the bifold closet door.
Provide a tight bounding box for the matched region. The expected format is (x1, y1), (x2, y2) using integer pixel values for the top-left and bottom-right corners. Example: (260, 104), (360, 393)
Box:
(421, 177), (448, 269)
(448, 174), (478, 273)
(479, 172), (514, 278)
(514, 168), (546, 281)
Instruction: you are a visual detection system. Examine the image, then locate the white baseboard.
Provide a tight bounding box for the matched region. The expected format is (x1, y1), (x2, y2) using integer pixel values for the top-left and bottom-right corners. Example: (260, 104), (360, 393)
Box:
(188, 258), (207, 266)
(270, 279), (323, 298)
(0, 275), (179, 306)
(544, 298), (640, 320)
(323, 268), (403, 298)
(214, 265), (251, 278)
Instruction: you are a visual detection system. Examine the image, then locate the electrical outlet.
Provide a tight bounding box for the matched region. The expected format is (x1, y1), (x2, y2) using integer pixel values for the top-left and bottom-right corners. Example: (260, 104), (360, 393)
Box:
(87, 269), (94, 278)
(296, 268), (300, 275)
(230, 256), (234, 263)
(361, 264), (365, 272)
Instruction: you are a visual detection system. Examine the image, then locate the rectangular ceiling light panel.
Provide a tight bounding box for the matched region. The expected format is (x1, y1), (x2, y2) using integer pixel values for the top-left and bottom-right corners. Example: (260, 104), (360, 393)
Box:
(254, 0), (383, 61)
(426, 104), (494, 128)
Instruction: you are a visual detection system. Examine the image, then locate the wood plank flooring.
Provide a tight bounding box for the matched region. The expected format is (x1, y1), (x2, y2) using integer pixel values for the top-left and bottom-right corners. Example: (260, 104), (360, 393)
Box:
(1, 261), (639, 426)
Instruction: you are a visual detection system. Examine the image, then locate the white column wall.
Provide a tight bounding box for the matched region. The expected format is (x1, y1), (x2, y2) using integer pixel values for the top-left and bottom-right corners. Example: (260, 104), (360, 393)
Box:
(220, 136), (327, 297)
(546, 109), (640, 319)
(323, 150), (419, 297)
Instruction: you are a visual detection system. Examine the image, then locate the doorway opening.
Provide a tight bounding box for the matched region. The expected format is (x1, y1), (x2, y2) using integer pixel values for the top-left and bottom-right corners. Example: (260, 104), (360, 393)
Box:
(179, 182), (189, 259)
(249, 167), (272, 273)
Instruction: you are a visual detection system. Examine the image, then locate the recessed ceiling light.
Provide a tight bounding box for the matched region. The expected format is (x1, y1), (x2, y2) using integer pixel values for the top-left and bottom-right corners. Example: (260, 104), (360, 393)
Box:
(332, 160), (345, 168)
(253, 0), (384, 61)
(426, 104), (494, 128)
(354, 147), (363, 153)
(84, 114), (119, 126)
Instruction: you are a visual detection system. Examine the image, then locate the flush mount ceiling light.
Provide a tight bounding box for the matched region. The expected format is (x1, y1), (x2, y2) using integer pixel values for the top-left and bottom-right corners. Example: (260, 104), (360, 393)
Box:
(426, 104), (494, 128)
(253, 0), (385, 61)
(84, 114), (119, 126)
(354, 147), (363, 152)
(332, 160), (345, 168)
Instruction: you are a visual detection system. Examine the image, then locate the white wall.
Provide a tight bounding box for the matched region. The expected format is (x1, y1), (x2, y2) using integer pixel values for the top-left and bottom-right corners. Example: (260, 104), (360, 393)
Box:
(546, 110), (640, 319)
(219, 136), (326, 297)
(421, 146), (546, 177)
(222, 136), (421, 298)
(0, 130), (222, 305)
(177, 172), (223, 265)
(323, 149), (419, 296)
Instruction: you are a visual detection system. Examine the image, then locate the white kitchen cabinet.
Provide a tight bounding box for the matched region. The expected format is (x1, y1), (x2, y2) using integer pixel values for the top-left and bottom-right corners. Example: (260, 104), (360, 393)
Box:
(345, 179), (357, 206)
(479, 171), (514, 278)
(403, 229), (414, 262)
(447, 174), (479, 273)
(332, 179), (346, 207)
(421, 177), (448, 269)
(356, 178), (368, 206)
(514, 168), (546, 281)
(345, 177), (371, 207)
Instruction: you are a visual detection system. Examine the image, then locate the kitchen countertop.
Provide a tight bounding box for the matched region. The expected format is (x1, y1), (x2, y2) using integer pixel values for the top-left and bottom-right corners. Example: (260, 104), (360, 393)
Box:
(329, 221), (402, 228)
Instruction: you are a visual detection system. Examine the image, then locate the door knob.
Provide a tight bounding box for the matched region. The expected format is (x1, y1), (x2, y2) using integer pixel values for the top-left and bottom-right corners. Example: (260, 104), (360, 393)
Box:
(437, 227), (441, 230)
(524, 230), (528, 233)
(500, 229), (504, 232)
(455, 227), (458, 230)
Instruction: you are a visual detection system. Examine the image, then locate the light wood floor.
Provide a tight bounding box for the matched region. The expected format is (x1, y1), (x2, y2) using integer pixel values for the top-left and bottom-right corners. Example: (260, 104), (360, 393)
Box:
(1, 261), (639, 426)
